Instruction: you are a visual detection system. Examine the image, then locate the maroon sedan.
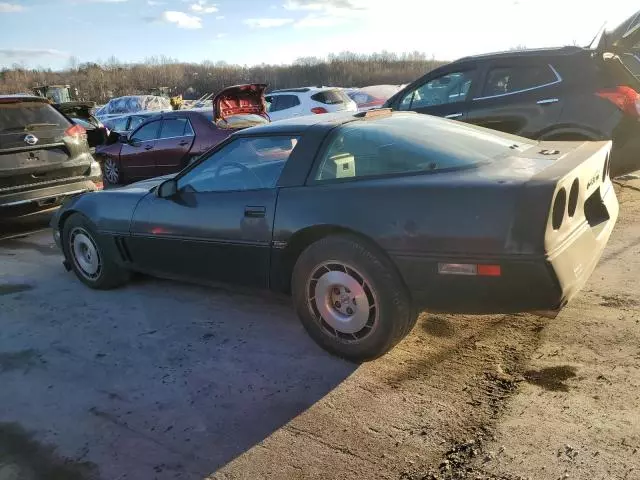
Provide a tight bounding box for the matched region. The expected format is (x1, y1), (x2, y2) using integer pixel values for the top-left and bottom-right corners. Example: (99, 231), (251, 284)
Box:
(97, 84), (268, 185)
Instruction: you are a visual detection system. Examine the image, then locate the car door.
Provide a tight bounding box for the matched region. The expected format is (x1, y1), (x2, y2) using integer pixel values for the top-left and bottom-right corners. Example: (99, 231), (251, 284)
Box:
(266, 94), (302, 121)
(395, 66), (479, 121)
(118, 119), (161, 180)
(466, 61), (564, 138)
(127, 134), (300, 287)
(153, 117), (196, 176)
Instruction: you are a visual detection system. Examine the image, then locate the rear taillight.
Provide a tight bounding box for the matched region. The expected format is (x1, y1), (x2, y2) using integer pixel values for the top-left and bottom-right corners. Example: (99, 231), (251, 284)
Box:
(64, 124), (87, 137)
(311, 107), (328, 114)
(596, 86), (640, 117)
(93, 180), (104, 190)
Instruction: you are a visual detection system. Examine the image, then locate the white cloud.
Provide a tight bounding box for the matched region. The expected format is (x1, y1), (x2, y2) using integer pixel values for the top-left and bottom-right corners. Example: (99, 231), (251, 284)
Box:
(0, 48), (69, 59)
(284, 0), (367, 29)
(294, 13), (346, 28)
(215, 15), (224, 19)
(244, 17), (294, 28)
(147, 0), (165, 5)
(158, 11), (202, 29)
(216, 33), (227, 38)
(283, 0), (363, 11)
(0, 2), (24, 12)
(190, 0), (218, 14)
(86, 0), (129, 3)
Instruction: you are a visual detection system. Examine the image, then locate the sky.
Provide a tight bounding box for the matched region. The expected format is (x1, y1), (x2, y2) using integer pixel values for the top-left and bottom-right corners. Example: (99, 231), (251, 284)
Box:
(0, 0), (637, 70)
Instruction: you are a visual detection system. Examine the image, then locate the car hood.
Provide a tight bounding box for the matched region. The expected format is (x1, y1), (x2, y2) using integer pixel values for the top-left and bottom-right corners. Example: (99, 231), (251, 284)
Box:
(120, 174), (176, 192)
(213, 84), (268, 123)
(595, 10), (640, 53)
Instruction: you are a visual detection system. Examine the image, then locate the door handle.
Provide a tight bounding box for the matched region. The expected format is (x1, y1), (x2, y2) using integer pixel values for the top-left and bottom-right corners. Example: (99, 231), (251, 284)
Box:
(144, 144), (153, 150)
(445, 112), (463, 119)
(178, 141), (189, 146)
(244, 206), (266, 218)
(537, 98), (559, 105)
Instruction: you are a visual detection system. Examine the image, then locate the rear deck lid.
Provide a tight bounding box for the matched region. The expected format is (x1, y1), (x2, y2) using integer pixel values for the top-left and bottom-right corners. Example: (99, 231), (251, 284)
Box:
(213, 84), (268, 124)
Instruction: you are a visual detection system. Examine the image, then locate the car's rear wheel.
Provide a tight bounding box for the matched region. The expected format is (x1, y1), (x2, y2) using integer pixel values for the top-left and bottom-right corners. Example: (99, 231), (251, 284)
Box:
(292, 235), (416, 362)
(103, 157), (121, 185)
(62, 213), (129, 289)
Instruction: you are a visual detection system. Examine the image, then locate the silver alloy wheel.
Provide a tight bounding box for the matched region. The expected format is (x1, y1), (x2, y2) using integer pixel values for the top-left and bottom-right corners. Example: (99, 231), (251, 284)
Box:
(103, 157), (120, 184)
(69, 227), (102, 280)
(307, 261), (378, 341)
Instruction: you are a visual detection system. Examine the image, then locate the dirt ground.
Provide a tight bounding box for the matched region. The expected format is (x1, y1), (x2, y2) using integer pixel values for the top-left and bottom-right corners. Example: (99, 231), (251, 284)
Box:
(0, 177), (638, 480)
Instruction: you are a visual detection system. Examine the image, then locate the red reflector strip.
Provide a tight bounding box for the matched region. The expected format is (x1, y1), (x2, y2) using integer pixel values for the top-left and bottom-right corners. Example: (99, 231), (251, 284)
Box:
(93, 181), (104, 191)
(477, 264), (501, 276)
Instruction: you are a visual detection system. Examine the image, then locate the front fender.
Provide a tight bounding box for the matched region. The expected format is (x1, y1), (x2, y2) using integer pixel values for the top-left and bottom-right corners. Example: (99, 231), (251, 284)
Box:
(52, 188), (150, 236)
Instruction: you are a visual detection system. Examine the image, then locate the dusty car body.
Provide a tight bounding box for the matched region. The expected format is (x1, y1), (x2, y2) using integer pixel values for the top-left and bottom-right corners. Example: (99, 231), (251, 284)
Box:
(52, 110), (618, 361)
(0, 95), (102, 218)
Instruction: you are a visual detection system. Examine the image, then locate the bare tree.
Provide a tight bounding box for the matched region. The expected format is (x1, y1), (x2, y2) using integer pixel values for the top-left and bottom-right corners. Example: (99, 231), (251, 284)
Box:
(0, 52), (445, 101)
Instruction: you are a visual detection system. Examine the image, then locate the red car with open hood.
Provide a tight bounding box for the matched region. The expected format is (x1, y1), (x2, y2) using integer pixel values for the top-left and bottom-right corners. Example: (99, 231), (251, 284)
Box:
(96, 84), (269, 185)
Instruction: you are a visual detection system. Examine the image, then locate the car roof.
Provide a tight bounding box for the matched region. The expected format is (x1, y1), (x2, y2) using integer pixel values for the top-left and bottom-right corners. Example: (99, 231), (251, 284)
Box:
(239, 109), (405, 135)
(454, 45), (586, 63)
(0, 94), (50, 103)
(269, 86), (339, 94)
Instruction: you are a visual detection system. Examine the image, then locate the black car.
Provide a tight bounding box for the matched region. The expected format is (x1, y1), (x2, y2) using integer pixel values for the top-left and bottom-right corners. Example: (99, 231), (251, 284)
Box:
(51, 110), (618, 361)
(384, 10), (640, 177)
(0, 95), (103, 218)
(55, 102), (109, 150)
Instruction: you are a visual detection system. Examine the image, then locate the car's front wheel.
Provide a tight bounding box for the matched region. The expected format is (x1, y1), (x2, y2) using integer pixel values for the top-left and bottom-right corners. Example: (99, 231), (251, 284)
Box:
(292, 235), (416, 362)
(62, 213), (129, 289)
(102, 157), (121, 185)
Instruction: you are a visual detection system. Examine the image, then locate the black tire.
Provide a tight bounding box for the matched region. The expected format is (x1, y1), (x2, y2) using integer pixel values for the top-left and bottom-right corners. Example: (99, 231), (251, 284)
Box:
(292, 234), (416, 362)
(62, 213), (129, 290)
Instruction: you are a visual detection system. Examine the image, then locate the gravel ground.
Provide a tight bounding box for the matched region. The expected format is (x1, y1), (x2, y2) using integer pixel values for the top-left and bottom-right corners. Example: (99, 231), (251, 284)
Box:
(0, 177), (638, 480)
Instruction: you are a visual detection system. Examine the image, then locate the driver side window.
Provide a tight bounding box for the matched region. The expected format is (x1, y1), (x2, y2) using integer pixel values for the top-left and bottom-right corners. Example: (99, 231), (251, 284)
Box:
(177, 135), (299, 193)
(399, 70), (476, 110)
(131, 120), (160, 143)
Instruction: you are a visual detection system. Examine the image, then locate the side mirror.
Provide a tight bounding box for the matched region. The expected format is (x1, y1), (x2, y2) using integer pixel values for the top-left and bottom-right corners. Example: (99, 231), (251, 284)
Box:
(156, 178), (178, 198)
(118, 133), (129, 143)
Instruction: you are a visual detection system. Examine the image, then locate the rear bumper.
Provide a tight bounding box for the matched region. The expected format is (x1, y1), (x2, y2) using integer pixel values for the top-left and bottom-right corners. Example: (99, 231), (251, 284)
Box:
(393, 184), (618, 314)
(0, 178), (99, 218)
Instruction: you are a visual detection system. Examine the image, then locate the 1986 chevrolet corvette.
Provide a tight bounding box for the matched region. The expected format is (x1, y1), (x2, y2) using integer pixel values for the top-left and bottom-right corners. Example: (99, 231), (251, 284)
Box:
(51, 109), (618, 361)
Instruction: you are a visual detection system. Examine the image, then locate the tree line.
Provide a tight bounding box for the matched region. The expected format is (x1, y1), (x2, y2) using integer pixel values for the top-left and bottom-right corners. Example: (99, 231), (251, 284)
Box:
(0, 51), (445, 103)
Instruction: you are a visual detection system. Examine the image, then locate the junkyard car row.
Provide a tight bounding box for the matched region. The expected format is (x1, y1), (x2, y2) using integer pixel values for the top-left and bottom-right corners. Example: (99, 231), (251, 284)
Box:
(1, 10), (639, 361)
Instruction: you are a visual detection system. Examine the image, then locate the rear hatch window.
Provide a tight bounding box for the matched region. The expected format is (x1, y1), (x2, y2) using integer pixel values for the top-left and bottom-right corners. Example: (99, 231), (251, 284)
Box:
(315, 113), (537, 181)
(0, 101), (70, 150)
(311, 89), (351, 105)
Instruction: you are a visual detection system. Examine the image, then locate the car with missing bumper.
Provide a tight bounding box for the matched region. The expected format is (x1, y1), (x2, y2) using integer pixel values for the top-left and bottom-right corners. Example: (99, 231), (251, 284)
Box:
(0, 95), (103, 218)
(51, 109), (618, 361)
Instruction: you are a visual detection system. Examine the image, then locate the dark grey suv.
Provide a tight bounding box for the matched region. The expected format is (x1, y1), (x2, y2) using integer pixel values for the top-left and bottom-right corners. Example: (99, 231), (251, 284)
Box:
(385, 10), (640, 177)
(0, 95), (103, 218)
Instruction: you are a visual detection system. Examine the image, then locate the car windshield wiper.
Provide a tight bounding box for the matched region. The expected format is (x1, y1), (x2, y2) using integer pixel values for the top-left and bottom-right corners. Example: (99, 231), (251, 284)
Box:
(1, 123), (58, 132)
